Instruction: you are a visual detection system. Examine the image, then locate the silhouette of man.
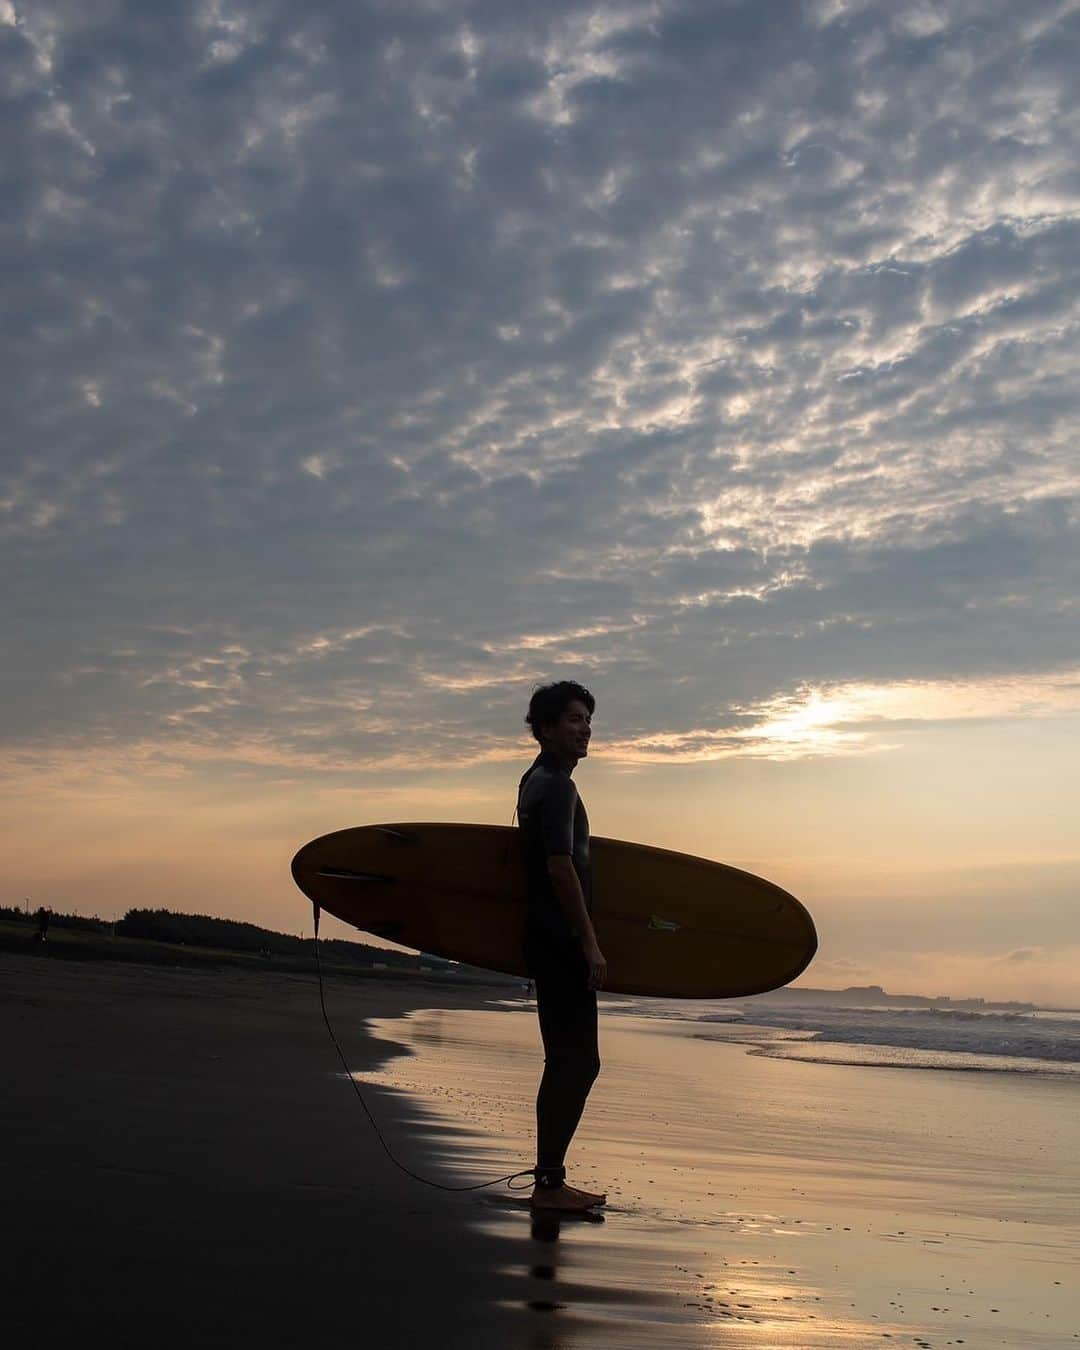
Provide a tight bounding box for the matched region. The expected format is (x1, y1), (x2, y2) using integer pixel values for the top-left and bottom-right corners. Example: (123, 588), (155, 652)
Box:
(517, 681), (607, 1212)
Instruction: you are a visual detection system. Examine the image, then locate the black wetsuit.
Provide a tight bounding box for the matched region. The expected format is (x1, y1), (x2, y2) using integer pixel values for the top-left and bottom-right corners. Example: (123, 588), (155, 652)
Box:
(517, 750), (600, 1188)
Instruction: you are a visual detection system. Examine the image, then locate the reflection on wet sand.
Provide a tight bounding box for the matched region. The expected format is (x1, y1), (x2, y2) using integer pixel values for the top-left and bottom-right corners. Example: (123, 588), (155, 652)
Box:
(512, 1212), (908, 1347)
(360, 1001), (1080, 1347)
(358, 1003), (1080, 1347)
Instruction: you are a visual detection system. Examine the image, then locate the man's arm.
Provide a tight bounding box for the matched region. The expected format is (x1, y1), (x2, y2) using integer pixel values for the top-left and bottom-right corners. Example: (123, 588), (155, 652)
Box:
(547, 854), (607, 989)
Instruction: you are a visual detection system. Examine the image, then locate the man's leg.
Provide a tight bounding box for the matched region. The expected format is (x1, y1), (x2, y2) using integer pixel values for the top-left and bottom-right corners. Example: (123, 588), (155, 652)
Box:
(530, 944), (603, 1208)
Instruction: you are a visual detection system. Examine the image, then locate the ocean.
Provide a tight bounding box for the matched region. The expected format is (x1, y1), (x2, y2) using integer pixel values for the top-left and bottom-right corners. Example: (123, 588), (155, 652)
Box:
(596, 996), (1080, 1076)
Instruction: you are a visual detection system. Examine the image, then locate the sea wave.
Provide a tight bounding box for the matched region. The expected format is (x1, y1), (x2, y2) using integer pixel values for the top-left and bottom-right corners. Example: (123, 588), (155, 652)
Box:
(494, 993), (1080, 1075)
(735, 1009), (1080, 1064)
(748, 1040), (1080, 1077)
(597, 995), (1080, 1075)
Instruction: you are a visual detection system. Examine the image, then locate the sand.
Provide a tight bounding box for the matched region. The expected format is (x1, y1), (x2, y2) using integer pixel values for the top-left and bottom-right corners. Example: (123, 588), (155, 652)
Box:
(7, 952), (1079, 1349)
(3, 953), (528, 1349)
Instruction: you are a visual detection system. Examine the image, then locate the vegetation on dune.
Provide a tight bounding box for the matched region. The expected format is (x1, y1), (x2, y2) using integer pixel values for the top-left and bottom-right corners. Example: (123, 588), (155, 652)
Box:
(0, 904), (430, 972)
(0, 904), (519, 984)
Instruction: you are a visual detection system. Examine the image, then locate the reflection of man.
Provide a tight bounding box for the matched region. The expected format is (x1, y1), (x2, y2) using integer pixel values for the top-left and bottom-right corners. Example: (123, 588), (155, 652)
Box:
(517, 681), (607, 1213)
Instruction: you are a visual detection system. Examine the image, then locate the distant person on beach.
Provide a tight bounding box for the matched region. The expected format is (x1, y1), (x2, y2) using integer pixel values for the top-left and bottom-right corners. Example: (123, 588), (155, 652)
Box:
(36, 906), (50, 942)
(517, 681), (607, 1213)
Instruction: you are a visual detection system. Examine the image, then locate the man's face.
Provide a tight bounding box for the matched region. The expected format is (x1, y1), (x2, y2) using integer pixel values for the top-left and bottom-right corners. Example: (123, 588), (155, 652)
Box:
(542, 699), (592, 764)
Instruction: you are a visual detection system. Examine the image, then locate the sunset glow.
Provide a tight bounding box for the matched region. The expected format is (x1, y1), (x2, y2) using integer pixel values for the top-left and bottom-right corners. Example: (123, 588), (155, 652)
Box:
(4, 0), (1079, 1005)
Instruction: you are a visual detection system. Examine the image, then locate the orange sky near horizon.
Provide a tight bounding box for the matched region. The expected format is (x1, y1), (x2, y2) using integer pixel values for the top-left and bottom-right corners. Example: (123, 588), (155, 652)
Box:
(5, 692), (1078, 1008)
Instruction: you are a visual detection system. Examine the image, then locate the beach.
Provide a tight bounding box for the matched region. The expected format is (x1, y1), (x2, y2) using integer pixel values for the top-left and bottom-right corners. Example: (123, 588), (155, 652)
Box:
(3, 952), (528, 1349)
(6, 951), (1079, 1349)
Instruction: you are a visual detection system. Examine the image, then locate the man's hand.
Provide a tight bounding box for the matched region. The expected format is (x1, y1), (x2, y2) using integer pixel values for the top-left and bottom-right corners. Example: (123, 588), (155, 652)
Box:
(583, 938), (607, 990)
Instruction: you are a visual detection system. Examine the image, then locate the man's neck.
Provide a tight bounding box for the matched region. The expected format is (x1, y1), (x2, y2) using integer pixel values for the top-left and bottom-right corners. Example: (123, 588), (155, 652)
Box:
(541, 745), (577, 775)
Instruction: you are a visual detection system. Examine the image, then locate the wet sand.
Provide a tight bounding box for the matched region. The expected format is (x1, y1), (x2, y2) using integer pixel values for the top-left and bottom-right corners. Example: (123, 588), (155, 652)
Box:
(2, 953), (536, 1349)
(363, 1001), (1080, 1349)
(7, 952), (1079, 1349)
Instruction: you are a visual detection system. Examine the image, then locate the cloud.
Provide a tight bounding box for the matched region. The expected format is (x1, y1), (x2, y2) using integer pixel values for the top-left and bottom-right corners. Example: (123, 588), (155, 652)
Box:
(1001, 946), (1045, 965)
(807, 956), (874, 980)
(2, 0), (1079, 776)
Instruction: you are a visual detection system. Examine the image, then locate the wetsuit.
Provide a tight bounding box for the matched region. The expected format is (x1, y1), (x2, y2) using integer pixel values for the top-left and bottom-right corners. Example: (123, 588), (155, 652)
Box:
(517, 750), (601, 1189)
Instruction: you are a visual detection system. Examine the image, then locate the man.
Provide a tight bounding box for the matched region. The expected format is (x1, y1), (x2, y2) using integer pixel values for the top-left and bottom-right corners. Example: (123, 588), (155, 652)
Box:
(517, 681), (608, 1213)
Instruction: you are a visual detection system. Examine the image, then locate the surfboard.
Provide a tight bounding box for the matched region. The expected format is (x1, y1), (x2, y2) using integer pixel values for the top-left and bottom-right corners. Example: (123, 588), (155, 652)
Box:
(291, 823), (816, 998)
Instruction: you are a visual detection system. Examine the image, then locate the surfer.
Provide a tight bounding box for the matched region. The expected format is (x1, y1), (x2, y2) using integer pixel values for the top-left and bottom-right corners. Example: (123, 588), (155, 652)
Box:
(518, 681), (607, 1213)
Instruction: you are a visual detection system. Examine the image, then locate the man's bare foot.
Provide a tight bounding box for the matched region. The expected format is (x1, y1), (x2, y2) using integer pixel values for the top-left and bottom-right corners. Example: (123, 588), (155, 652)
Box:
(530, 1183), (605, 1212)
(565, 1183), (606, 1206)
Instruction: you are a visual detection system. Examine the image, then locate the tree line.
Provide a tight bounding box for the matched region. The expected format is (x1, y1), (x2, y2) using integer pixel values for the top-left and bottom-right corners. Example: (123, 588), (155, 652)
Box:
(0, 904), (420, 968)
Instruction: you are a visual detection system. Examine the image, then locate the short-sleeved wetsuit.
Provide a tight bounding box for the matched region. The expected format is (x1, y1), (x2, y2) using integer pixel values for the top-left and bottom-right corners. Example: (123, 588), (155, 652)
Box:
(517, 749), (600, 1188)
(518, 749), (592, 946)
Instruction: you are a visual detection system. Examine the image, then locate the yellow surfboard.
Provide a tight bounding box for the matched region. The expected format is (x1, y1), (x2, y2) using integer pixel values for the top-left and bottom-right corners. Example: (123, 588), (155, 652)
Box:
(292, 823), (815, 998)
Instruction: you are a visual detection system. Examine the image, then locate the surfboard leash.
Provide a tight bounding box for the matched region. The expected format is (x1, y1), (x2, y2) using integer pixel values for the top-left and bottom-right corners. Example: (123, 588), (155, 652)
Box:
(311, 903), (537, 1194)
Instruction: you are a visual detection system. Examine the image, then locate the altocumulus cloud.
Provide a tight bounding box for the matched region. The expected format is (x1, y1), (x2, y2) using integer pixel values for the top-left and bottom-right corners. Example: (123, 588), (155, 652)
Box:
(3, 0), (1079, 777)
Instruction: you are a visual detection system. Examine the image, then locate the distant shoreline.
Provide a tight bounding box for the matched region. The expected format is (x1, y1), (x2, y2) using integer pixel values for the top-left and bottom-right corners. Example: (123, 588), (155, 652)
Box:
(2, 914), (1062, 1012)
(750, 982), (1039, 1013)
(0, 918), (523, 991)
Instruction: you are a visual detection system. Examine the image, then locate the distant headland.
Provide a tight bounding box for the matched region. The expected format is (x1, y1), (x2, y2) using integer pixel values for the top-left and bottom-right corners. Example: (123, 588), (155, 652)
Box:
(758, 983), (1036, 1013)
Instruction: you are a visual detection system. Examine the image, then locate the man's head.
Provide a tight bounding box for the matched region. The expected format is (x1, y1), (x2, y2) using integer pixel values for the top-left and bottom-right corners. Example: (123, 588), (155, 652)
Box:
(525, 681), (595, 767)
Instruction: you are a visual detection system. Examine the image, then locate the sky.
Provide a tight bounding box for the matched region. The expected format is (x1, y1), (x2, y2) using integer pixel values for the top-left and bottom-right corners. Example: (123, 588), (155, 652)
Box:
(3, 0), (1079, 1005)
